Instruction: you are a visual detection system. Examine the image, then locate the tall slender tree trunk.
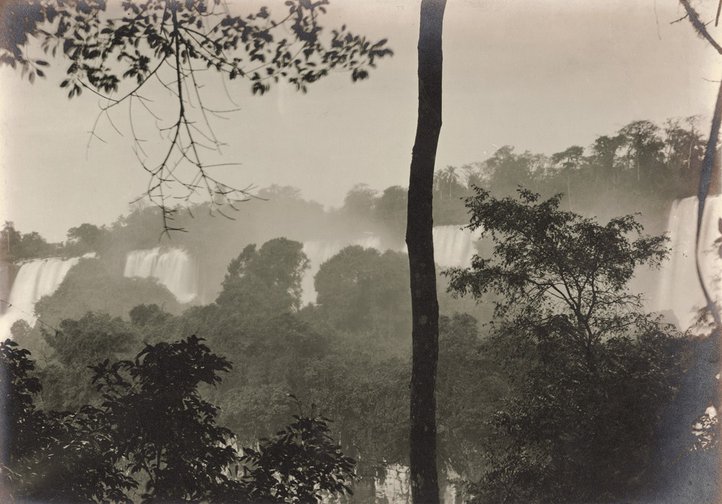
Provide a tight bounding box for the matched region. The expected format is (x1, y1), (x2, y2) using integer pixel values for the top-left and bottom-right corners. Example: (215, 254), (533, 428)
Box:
(406, 1), (446, 503)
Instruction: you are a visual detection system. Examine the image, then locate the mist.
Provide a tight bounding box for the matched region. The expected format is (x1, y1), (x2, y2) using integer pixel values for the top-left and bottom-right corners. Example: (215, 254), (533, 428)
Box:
(1, 0), (721, 502)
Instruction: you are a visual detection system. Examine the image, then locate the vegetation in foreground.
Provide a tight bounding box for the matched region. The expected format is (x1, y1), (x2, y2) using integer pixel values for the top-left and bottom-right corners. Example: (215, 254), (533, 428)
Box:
(1, 187), (707, 503)
(447, 189), (687, 503)
(1, 336), (355, 503)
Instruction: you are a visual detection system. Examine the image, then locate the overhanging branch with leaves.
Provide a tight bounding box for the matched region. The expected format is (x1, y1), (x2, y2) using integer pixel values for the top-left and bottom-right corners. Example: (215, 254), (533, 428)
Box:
(0, 0), (392, 234)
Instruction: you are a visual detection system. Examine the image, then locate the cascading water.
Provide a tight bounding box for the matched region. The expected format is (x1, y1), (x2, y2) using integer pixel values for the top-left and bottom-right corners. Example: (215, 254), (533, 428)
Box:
(400, 225), (481, 267)
(372, 464), (459, 503)
(0, 256), (82, 337)
(0, 262), (12, 316)
(431, 225), (482, 267)
(656, 195), (722, 330)
(301, 234), (382, 305)
(123, 248), (198, 303)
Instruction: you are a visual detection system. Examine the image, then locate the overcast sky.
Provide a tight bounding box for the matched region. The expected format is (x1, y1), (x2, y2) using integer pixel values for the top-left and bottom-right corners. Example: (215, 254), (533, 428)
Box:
(1, 0), (721, 242)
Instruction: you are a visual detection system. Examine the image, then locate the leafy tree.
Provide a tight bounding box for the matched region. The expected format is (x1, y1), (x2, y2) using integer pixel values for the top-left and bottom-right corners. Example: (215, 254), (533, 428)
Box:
(486, 146), (535, 196)
(618, 120), (665, 188)
(217, 238), (309, 314)
(405, 0), (447, 501)
(0, 222), (55, 262)
(314, 245), (410, 334)
(137, 300), (330, 441)
(552, 145), (584, 170)
(1, 0), (392, 229)
(8, 320), (32, 343)
(46, 313), (137, 369)
(18, 406), (137, 504)
(65, 223), (108, 255)
(465, 330), (684, 504)
(90, 335), (239, 502)
(663, 117), (706, 198)
(240, 414), (356, 503)
(41, 312), (139, 409)
(2, 336), (358, 503)
(18, 231), (55, 258)
(0, 222), (21, 262)
(375, 185), (408, 241)
(446, 188), (683, 503)
(342, 184), (378, 224)
(0, 339), (43, 471)
(550, 145), (584, 210)
(434, 165), (464, 202)
(129, 303), (173, 328)
(238, 313), (328, 387)
(448, 188), (668, 364)
(0, 339), (135, 503)
(589, 134), (625, 188)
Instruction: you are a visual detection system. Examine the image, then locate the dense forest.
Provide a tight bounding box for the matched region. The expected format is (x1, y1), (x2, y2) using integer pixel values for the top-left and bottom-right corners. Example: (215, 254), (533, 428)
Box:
(1, 117), (719, 502)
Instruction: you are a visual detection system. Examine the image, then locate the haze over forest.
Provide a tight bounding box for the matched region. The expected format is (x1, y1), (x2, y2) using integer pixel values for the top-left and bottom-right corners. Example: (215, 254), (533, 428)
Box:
(0, 0), (721, 503)
(1, 0), (720, 241)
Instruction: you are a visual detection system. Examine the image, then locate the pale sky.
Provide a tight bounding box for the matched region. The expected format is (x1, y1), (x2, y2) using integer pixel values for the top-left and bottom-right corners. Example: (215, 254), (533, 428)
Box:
(1, 0), (721, 241)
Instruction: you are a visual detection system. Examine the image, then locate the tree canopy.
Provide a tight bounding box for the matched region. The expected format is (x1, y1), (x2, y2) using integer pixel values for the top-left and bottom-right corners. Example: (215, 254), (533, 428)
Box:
(217, 237), (309, 314)
(446, 188), (685, 503)
(1, 336), (358, 503)
(447, 187), (669, 359)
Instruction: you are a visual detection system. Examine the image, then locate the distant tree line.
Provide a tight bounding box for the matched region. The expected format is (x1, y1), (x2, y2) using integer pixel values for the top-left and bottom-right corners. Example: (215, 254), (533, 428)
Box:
(339, 117), (712, 236)
(1, 221), (109, 263)
(1, 116), (709, 266)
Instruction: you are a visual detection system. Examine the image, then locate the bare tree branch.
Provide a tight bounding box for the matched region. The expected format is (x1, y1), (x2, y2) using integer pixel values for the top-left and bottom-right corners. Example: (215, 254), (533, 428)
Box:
(679, 0), (722, 54)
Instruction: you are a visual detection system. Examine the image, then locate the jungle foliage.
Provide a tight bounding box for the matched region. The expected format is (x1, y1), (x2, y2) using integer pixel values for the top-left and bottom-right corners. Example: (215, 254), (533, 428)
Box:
(1, 336), (355, 504)
(446, 189), (686, 503)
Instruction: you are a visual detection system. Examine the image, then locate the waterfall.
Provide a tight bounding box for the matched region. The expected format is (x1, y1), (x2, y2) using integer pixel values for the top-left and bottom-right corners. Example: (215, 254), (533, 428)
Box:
(432, 225), (481, 267)
(301, 234), (382, 305)
(0, 256), (82, 337)
(656, 195), (722, 330)
(373, 464), (459, 503)
(400, 225), (481, 267)
(0, 262), (12, 316)
(329, 464), (458, 503)
(123, 248), (198, 303)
